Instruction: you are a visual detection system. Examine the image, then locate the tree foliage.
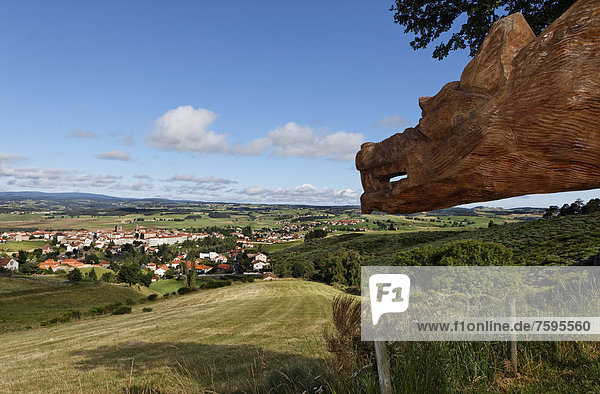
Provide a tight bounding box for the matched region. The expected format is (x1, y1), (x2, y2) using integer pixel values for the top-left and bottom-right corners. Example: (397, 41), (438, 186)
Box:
(118, 264), (141, 285)
(390, 0), (576, 59)
(544, 198), (600, 218)
(88, 267), (98, 281)
(67, 268), (83, 283)
(395, 239), (513, 266)
(305, 229), (328, 241)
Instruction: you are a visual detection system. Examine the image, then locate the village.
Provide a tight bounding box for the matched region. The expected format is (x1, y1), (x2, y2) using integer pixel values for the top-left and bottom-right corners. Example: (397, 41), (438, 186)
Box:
(0, 225), (277, 282)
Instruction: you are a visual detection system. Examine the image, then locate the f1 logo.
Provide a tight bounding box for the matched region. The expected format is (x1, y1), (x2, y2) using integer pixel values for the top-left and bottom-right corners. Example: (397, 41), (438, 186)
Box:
(369, 274), (410, 325)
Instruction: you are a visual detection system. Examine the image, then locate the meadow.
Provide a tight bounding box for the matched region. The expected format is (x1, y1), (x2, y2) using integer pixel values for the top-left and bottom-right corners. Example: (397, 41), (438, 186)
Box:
(149, 278), (186, 294)
(0, 276), (150, 332)
(0, 239), (48, 252)
(0, 203), (537, 234)
(0, 279), (340, 393)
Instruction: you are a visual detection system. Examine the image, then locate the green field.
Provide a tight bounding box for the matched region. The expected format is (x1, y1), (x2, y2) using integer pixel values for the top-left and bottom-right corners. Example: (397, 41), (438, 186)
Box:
(0, 203), (540, 234)
(0, 239), (48, 253)
(0, 276), (149, 332)
(78, 266), (115, 277)
(259, 240), (303, 253)
(149, 278), (185, 294)
(0, 279), (341, 392)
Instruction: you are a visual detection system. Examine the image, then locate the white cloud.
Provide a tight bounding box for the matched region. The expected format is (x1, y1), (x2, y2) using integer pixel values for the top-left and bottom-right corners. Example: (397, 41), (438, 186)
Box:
(373, 115), (408, 129)
(91, 175), (122, 186)
(146, 106), (228, 153)
(97, 150), (132, 161)
(242, 186), (271, 196)
(240, 183), (360, 205)
(68, 129), (96, 138)
(0, 166), (68, 180)
(0, 163), (125, 191)
(145, 106), (363, 161)
(117, 136), (135, 146)
(233, 122), (364, 161)
(133, 174), (152, 180)
(0, 153), (26, 163)
(164, 174), (236, 185)
(230, 137), (272, 155)
(112, 181), (154, 192)
(269, 122), (364, 161)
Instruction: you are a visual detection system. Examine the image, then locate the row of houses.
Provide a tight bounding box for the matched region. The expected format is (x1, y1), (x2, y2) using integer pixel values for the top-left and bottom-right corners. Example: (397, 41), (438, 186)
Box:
(1, 228), (226, 253)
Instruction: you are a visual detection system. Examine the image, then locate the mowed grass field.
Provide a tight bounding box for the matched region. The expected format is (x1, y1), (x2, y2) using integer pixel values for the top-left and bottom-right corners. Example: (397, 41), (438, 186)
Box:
(0, 276), (149, 332)
(0, 239), (48, 252)
(0, 279), (341, 393)
(149, 278), (185, 294)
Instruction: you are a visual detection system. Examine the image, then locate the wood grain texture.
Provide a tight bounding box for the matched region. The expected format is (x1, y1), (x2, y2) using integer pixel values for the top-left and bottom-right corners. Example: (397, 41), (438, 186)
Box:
(356, 0), (600, 214)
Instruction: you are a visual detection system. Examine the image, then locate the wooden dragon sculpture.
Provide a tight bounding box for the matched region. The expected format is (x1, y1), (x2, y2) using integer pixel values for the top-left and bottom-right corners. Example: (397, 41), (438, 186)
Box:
(356, 0), (600, 214)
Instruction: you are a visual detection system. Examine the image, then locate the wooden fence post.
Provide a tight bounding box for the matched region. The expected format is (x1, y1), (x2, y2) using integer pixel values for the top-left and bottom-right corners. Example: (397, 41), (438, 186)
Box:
(374, 340), (393, 394)
(506, 297), (518, 376)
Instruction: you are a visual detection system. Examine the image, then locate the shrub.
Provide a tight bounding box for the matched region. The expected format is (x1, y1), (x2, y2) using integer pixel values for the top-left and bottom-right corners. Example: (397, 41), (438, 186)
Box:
(107, 301), (123, 311)
(177, 286), (192, 295)
(112, 305), (132, 315)
(125, 298), (135, 305)
(40, 310), (82, 326)
(198, 279), (232, 289)
(87, 306), (106, 316)
(147, 294), (158, 301)
(248, 277), (255, 283)
(67, 268), (83, 283)
(62, 310), (82, 321)
(101, 272), (115, 282)
(395, 239), (513, 266)
(142, 307), (153, 313)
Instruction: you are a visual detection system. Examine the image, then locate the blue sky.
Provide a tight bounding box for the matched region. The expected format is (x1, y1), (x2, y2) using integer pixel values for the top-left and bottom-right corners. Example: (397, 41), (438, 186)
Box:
(0, 0), (597, 208)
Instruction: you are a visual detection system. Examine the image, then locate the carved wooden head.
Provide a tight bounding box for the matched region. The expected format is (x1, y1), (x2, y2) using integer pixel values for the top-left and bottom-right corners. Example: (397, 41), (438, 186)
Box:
(356, 0), (600, 214)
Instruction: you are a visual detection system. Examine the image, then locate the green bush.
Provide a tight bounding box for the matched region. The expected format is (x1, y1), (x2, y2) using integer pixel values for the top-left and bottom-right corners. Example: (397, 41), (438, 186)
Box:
(112, 305), (132, 315)
(61, 310), (82, 322)
(198, 279), (232, 289)
(87, 306), (106, 316)
(395, 239), (513, 266)
(40, 310), (82, 326)
(142, 307), (153, 313)
(146, 293), (158, 301)
(66, 268), (83, 283)
(177, 286), (192, 295)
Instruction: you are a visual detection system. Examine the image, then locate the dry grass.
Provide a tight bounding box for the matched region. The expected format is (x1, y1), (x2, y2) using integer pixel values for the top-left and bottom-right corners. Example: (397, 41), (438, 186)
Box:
(323, 294), (370, 380)
(0, 279), (341, 393)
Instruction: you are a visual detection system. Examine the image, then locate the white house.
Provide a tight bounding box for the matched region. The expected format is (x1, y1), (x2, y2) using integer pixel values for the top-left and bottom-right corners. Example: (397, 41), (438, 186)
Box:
(214, 254), (228, 264)
(0, 257), (18, 271)
(255, 253), (268, 263)
(199, 252), (219, 261)
(253, 260), (270, 271)
(155, 268), (166, 277)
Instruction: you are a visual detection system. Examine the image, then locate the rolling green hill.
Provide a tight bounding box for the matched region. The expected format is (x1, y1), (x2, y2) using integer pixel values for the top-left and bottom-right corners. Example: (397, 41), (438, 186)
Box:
(0, 276), (150, 332)
(0, 279), (341, 393)
(272, 211), (600, 274)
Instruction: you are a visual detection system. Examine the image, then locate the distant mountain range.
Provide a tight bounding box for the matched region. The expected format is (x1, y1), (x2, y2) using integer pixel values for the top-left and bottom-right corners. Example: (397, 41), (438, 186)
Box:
(0, 191), (545, 215)
(0, 191), (196, 215)
(0, 191), (129, 200)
